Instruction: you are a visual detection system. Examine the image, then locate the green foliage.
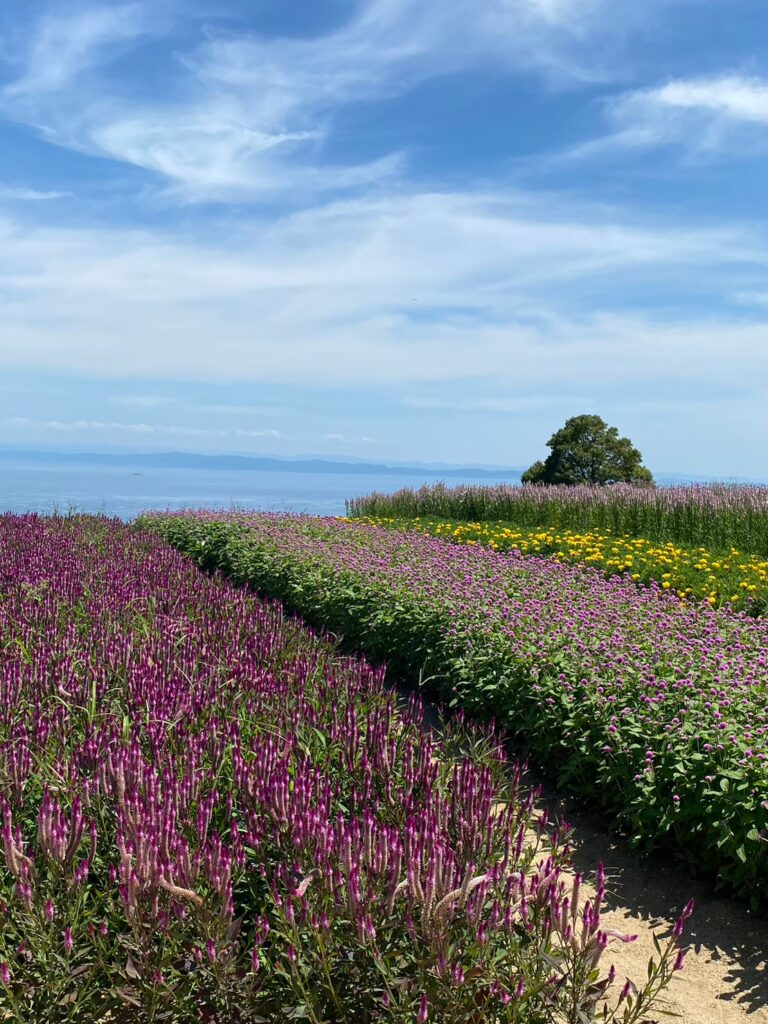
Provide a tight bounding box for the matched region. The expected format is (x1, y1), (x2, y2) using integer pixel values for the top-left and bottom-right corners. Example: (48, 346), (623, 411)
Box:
(522, 416), (653, 486)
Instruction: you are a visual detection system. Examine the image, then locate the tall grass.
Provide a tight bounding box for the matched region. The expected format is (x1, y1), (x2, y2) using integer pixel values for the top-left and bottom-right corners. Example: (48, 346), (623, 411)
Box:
(346, 483), (768, 555)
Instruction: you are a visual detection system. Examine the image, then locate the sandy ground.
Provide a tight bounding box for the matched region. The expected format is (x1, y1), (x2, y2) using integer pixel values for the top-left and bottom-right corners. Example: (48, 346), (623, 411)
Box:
(536, 780), (768, 1022)
(402, 686), (768, 1021)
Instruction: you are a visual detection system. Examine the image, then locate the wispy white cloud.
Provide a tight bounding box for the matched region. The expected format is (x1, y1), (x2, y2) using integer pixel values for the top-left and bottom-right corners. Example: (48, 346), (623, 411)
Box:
(5, 417), (284, 439)
(233, 428), (284, 438)
(3, 4), (149, 100)
(0, 189), (765, 401)
(0, 185), (70, 201)
(322, 433), (376, 443)
(0, 0), (634, 200)
(90, 107), (403, 198)
(6, 417), (202, 436)
(568, 75), (768, 160)
(647, 76), (768, 124)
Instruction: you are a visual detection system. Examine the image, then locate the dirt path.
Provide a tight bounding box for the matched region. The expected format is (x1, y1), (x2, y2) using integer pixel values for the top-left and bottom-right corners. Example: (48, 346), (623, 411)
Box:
(536, 781), (768, 1022)
(389, 681), (768, 1020)
(399, 685), (768, 1020)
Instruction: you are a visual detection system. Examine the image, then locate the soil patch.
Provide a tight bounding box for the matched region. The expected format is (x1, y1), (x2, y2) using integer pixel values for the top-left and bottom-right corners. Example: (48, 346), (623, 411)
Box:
(536, 779), (768, 1022)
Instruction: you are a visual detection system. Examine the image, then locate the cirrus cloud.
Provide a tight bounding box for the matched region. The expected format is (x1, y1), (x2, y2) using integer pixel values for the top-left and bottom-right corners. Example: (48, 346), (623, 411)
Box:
(568, 75), (768, 160)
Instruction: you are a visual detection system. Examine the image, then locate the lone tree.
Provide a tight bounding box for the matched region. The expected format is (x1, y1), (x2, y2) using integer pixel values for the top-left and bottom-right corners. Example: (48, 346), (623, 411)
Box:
(522, 414), (653, 485)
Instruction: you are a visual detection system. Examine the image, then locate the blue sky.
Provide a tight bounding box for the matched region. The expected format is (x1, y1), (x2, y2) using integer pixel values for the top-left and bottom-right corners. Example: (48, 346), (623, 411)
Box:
(0, 0), (766, 476)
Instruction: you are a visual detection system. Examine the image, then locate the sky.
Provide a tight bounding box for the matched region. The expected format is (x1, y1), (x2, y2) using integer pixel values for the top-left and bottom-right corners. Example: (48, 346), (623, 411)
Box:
(0, 0), (766, 477)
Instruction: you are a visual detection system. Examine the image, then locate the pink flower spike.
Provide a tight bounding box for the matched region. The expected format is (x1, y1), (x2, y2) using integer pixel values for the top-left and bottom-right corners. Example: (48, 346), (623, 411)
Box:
(418, 994), (429, 1022)
(0, 963), (10, 986)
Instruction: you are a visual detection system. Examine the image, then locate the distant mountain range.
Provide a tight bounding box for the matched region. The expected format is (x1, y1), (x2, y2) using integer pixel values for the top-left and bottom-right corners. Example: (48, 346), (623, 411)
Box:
(0, 448), (523, 480)
(0, 448), (758, 484)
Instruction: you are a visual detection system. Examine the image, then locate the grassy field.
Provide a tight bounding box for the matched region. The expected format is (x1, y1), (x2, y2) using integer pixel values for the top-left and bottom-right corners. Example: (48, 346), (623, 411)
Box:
(0, 513), (687, 1023)
(143, 512), (768, 908)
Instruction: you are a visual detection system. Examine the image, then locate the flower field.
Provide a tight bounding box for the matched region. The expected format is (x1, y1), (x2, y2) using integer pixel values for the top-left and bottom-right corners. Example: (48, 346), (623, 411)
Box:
(353, 517), (768, 615)
(346, 483), (768, 556)
(0, 514), (685, 1023)
(143, 512), (768, 907)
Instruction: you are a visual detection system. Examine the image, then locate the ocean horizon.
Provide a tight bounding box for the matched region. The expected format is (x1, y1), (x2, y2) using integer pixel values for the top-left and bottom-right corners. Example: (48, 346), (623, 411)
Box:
(0, 454), (519, 520)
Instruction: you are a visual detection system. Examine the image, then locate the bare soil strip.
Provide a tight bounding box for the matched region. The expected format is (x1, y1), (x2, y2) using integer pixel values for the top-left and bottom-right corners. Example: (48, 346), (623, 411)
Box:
(539, 782), (768, 1022)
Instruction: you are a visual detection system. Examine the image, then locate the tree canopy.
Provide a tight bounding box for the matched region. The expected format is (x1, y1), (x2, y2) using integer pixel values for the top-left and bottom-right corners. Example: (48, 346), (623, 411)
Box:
(521, 414), (653, 486)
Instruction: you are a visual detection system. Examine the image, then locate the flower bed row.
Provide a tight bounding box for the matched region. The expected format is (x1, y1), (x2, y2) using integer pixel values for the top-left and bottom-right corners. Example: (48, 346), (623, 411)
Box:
(346, 482), (768, 555)
(353, 516), (768, 616)
(142, 512), (768, 907)
(0, 514), (679, 1023)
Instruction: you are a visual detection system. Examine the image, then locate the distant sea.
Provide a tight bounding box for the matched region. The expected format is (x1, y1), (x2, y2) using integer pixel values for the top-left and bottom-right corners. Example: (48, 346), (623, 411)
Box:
(0, 456), (516, 521)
